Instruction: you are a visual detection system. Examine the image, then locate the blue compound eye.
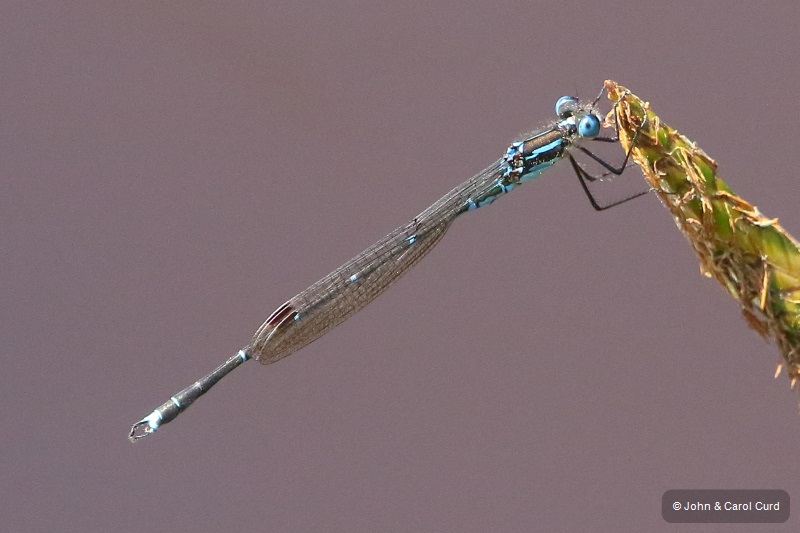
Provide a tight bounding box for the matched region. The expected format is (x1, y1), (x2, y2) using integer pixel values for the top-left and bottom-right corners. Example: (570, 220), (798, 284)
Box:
(578, 114), (601, 138)
(555, 96), (579, 118)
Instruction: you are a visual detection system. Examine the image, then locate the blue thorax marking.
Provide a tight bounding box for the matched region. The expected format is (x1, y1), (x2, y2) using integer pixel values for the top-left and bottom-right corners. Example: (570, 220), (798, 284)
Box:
(465, 127), (570, 211)
(521, 139), (564, 181)
(519, 157), (558, 182)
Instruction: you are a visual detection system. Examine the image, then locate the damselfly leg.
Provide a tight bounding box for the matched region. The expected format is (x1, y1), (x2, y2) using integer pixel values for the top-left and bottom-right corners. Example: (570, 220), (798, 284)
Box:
(568, 99), (648, 211)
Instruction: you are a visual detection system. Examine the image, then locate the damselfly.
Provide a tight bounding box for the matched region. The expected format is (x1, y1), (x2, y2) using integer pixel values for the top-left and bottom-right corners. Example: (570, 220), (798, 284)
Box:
(129, 90), (644, 441)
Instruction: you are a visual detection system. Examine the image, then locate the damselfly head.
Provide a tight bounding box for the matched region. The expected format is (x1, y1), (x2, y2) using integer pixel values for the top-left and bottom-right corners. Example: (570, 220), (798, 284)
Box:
(556, 100), (601, 139)
(577, 114), (601, 138)
(555, 95), (603, 139)
(555, 95), (580, 118)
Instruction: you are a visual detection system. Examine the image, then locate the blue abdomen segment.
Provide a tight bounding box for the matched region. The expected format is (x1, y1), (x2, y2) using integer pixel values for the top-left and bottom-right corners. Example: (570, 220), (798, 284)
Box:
(465, 179), (516, 211)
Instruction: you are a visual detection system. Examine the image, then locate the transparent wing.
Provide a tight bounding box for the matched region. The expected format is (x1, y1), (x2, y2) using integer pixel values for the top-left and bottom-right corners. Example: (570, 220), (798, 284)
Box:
(249, 161), (502, 364)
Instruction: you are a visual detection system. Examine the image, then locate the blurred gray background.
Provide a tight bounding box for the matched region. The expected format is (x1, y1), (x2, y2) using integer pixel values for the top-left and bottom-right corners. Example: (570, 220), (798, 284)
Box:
(3, 1), (799, 531)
